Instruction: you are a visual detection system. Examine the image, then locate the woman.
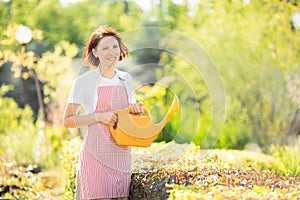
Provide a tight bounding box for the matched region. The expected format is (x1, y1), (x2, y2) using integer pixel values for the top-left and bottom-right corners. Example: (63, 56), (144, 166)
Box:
(63, 26), (143, 200)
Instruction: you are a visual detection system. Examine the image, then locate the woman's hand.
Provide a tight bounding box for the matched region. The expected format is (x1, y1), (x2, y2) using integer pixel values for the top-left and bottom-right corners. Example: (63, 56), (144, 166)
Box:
(95, 111), (118, 126)
(130, 102), (144, 114)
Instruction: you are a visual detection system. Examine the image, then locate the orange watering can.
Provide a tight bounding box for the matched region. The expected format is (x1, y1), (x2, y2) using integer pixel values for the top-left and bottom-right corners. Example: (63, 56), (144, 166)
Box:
(110, 95), (180, 147)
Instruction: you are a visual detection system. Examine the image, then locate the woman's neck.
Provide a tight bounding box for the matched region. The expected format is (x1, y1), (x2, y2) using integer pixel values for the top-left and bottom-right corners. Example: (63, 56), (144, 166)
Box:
(98, 66), (116, 78)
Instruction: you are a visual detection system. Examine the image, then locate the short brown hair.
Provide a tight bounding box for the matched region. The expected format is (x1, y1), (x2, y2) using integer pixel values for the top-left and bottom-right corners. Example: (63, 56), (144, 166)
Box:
(82, 26), (129, 66)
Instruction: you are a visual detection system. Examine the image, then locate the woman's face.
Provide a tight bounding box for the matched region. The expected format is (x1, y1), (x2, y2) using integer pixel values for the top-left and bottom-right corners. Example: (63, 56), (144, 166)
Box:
(93, 36), (121, 68)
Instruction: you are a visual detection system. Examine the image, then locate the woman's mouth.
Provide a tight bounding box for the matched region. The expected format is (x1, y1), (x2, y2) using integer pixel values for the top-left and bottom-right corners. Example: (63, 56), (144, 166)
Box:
(107, 57), (117, 61)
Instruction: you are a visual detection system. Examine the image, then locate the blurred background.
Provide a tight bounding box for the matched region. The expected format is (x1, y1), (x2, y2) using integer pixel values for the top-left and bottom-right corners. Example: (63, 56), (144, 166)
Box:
(0, 0), (300, 198)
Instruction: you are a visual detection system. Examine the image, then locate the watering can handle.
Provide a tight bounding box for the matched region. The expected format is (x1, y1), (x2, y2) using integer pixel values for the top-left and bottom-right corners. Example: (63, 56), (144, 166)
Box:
(126, 107), (151, 116)
(112, 107), (152, 130)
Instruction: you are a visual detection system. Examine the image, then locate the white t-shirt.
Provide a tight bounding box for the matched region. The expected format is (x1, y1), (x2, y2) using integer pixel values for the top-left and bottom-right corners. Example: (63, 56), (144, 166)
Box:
(67, 68), (136, 114)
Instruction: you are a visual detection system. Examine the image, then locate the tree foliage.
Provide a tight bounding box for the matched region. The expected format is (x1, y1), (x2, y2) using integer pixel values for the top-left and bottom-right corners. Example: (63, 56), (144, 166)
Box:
(152, 0), (300, 149)
(0, 0), (300, 150)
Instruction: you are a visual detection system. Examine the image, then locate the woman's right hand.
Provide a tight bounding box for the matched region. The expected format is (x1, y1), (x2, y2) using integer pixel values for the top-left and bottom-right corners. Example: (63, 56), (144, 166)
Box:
(130, 102), (144, 114)
(95, 111), (118, 126)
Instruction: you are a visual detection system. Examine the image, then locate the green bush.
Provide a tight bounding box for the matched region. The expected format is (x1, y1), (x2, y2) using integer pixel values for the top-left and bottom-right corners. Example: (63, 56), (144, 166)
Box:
(0, 85), (66, 169)
(168, 184), (300, 200)
(61, 136), (81, 200)
(61, 140), (300, 199)
(259, 138), (300, 176)
(151, 0), (300, 150)
(0, 85), (38, 165)
(0, 159), (56, 199)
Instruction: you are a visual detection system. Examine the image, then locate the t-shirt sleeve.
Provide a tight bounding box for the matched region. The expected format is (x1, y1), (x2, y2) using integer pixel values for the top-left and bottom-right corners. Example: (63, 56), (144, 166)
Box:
(125, 74), (136, 104)
(67, 78), (85, 105)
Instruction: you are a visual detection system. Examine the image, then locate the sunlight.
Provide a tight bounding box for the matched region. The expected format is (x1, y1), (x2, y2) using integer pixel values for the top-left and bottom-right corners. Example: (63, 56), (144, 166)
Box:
(59, 0), (82, 7)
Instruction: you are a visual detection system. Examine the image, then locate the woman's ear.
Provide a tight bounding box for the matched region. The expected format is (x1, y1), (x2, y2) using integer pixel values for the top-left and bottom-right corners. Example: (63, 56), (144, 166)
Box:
(92, 48), (97, 58)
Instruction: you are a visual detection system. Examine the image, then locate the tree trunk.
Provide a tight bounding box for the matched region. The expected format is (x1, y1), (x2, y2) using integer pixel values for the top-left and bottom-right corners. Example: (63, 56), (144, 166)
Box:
(285, 109), (300, 144)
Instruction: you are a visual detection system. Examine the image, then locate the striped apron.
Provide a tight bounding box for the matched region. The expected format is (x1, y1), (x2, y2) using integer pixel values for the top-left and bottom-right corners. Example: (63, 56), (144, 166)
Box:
(79, 85), (131, 200)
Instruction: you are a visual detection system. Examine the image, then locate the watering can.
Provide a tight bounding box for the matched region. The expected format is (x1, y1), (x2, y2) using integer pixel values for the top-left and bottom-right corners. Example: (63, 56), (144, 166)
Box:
(110, 95), (180, 147)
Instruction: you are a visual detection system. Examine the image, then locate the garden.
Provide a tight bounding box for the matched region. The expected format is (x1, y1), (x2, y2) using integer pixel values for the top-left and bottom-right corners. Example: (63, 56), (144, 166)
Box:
(0, 0), (300, 199)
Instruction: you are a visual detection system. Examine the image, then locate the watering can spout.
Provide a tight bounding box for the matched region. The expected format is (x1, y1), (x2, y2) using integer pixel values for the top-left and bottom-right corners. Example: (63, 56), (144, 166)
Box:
(159, 95), (180, 127)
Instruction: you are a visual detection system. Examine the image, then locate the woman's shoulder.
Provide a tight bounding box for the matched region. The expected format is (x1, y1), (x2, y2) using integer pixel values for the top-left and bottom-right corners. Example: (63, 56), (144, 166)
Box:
(115, 69), (132, 80)
(75, 69), (99, 83)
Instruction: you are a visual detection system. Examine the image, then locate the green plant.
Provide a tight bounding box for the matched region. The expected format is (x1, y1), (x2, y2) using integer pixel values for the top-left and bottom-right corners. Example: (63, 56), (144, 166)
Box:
(153, 0), (300, 150)
(0, 85), (38, 165)
(61, 136), (81, 200)
(262, 139), (300, 176)
(61, 141), (300, 199)
(168, 184), (300, 200)
(0, 85), (66, 169)
(0, 159), (57, 199)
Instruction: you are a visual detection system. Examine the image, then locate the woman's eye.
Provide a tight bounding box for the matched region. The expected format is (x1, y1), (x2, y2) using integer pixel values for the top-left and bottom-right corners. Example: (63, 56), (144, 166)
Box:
(113, 45), (118, 48)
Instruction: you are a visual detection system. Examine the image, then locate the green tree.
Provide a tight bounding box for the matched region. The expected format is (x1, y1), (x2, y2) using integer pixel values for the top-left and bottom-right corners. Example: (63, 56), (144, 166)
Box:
(171, 0), (300, 149)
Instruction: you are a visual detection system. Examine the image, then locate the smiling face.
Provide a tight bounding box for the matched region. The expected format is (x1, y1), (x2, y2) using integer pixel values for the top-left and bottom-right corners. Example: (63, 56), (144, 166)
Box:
(82, 26), (129, 67)
(92, 36), (121, 68)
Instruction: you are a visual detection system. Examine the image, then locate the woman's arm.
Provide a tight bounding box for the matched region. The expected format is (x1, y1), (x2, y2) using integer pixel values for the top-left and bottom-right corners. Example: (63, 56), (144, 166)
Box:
(63, 103), (117, 128)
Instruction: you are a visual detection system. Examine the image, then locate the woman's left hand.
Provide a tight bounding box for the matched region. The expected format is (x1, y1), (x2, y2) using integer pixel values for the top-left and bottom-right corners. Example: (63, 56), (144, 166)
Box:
(130, 102), (144, 114)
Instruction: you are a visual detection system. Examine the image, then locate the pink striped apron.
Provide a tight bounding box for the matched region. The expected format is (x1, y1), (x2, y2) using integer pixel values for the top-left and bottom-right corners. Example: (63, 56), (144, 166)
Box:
(79, 85), (131, 200)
